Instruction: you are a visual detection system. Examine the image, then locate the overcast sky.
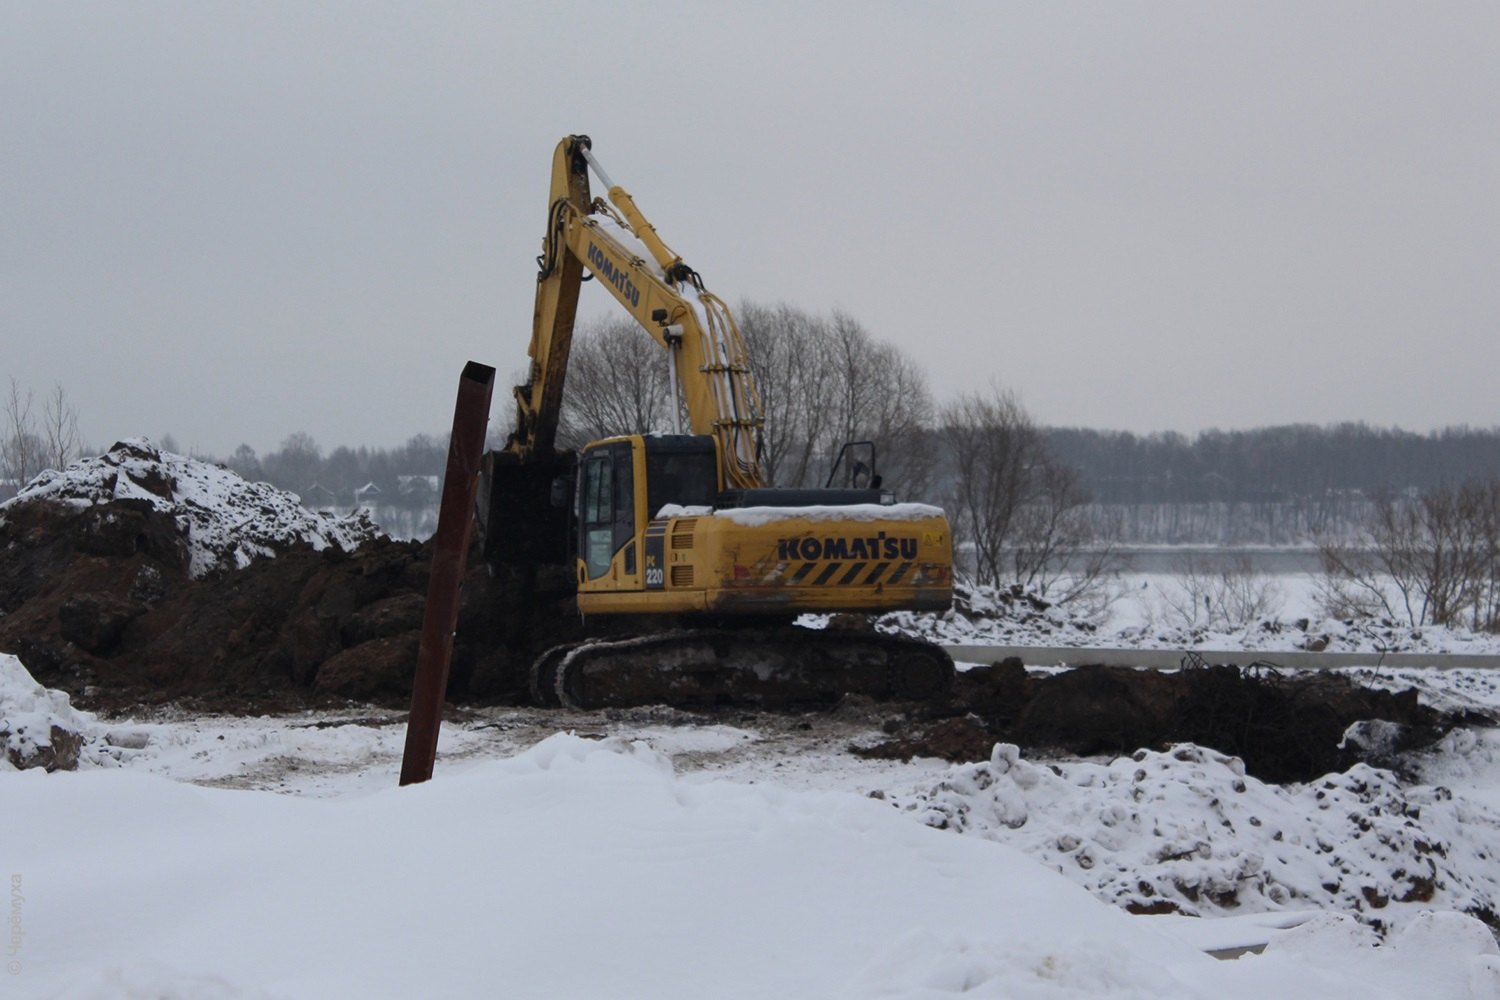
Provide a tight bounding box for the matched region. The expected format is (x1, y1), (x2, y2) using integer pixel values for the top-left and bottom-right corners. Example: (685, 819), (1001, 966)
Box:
(5, 2), (1497, 459)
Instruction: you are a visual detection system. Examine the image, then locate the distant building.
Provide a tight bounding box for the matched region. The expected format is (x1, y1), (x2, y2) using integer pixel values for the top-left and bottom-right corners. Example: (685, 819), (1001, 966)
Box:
(397, 475), (440, 503)
(302, 483), (336, 513)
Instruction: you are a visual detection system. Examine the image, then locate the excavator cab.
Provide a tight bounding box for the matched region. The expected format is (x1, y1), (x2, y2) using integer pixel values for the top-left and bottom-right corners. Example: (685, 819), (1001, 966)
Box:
(575, 434), (718, 590)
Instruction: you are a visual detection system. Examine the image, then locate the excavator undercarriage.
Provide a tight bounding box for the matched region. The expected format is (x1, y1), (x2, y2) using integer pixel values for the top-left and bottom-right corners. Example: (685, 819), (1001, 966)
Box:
(531, 624), (955, 710)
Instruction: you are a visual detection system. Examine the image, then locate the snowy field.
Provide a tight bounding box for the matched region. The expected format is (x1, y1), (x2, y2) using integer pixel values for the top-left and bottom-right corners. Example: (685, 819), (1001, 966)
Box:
(888, 570), (1500, 658)
(6, 649), (1500, 999)
(4, 443), (1499, 997)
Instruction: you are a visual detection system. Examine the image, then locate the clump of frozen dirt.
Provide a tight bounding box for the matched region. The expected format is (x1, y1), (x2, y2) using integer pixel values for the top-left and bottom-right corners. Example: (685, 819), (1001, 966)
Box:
(5, 438), (380, 578)
(883, 741), (1500, 935)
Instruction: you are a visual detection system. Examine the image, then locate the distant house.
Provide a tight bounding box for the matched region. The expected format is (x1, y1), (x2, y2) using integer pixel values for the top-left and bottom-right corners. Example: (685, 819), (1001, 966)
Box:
(397, 475), (440, 503)
(303, 482), (337, 513)
(353, 481), (382, 509)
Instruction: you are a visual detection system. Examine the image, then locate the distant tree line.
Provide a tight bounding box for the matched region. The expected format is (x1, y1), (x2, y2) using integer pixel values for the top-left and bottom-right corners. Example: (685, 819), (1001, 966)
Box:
(1049, 424), (1500, 501)
(211, 432), (451, 538)
(1047, 425), (1500, 546)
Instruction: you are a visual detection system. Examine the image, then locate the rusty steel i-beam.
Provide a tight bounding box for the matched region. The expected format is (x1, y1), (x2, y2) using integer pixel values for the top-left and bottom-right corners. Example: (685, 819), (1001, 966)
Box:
(400, 361), (495, 786)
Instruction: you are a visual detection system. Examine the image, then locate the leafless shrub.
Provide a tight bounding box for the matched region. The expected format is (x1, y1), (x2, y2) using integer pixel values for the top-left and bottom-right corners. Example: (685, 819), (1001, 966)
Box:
(1317, 478), (1500, 631)
(938, 387), (1040, 588)
(1156, 553), (1285, 632)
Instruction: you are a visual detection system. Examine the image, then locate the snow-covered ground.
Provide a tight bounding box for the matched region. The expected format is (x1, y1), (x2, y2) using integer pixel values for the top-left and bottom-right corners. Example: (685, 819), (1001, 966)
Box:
(884, 574), (1500, 657)
(5, 441), (1500, 995)
(5, 651), (1500, 998)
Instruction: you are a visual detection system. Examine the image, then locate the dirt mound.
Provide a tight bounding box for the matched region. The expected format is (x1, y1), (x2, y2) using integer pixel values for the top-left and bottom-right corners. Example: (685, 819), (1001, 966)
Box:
(0, 445), (589, 712)
(859, 661), (1443, 783)
(10, 438), (382, 577)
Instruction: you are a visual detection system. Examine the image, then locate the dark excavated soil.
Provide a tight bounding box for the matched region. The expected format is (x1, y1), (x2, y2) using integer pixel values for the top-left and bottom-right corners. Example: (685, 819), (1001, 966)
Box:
(0, 493), (1461, 783)
(856, 658), (1447, 784)
(0, 495), (591, 712)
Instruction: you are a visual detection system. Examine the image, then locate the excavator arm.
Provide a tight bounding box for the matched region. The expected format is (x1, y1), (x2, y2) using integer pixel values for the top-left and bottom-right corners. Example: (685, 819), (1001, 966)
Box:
(510, 135), (765, 490)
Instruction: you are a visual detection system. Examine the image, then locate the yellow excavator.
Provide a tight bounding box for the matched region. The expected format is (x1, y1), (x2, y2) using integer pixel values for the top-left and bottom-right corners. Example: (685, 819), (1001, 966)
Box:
(477, 135), (955, 708)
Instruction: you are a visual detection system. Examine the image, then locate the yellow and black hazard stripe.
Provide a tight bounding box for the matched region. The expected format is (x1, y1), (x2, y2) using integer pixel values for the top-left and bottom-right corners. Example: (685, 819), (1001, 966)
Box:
(779, 561), (914, 587)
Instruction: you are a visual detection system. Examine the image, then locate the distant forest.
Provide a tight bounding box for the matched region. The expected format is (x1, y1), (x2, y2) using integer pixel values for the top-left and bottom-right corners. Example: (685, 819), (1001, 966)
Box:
(187, 422), (1500, 546)
(1047, 423), (1500, 503)
(1044, 423), (1500, 546)
(9, 360), (1497, 549)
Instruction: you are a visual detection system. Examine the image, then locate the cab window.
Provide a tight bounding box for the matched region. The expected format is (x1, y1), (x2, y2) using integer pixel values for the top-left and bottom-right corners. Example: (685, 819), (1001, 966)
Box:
(579, 444), (637, 579)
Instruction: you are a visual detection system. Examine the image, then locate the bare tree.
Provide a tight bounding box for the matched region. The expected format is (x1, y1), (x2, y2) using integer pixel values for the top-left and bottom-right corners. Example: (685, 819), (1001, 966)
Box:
(2, 378), (42, 487)
(41, 383), (82, 472)
(1471, 479), (1500, 632)
(1011, 459), (1124, 605)
(855, 338), (936, 498)
(3, 378), (82, 486)
(938, 384), (1122, 605)
(938, 386), (1044, 587)
(557, 316), (674, 449)
(227, 443), (264, 482)
(262, 432), (323, 492)
(738, 303), (935, 494)
(738, 301), (836, 487)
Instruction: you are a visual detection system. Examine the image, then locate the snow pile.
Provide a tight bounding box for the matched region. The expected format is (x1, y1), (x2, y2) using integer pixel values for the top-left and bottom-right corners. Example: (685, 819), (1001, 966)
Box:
(1115, 615), (1500, 657)
(3, 438), (381, 577)
(9, 732), (1499, 999)
(0, 653), (102, 770)
(1260, 911), (1500, 997)
(880, 580), (1500, 656)
(1340, 667), (1500, 718)
(881, 581), (1108, 646)
(885, 742), (1500, 934)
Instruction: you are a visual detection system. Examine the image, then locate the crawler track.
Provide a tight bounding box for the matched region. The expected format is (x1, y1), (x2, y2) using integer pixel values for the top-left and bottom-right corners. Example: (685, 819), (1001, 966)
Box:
(533, 627), (955, 710)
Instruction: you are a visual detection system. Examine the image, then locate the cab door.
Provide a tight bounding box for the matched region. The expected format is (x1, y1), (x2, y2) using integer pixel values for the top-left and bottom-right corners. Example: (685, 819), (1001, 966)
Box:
(577, 441), (637, 584)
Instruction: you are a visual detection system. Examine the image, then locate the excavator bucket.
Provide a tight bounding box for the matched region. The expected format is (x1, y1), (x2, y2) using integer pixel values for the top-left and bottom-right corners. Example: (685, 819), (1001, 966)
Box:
(477, 449), (575, 572)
